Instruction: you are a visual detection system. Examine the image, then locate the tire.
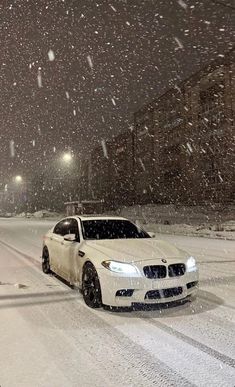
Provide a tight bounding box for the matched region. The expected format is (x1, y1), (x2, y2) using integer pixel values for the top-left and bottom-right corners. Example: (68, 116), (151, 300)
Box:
(82, 262), (102, 308)
(42, 247), (51, 274)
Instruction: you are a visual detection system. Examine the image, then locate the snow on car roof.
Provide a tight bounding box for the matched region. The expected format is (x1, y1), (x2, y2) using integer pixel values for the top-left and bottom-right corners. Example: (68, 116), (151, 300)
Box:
(76, 215), (128, 221)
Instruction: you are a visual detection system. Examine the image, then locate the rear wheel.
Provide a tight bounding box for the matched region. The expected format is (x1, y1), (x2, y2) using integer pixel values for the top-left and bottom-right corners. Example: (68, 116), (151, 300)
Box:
(82, 263), (102, 308)
(42, 247), (51, 274)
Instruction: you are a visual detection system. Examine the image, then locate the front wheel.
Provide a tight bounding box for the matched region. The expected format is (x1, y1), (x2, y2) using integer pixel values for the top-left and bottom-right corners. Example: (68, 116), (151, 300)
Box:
(42, 247), (51, 274)
(82, 263), (102, 308)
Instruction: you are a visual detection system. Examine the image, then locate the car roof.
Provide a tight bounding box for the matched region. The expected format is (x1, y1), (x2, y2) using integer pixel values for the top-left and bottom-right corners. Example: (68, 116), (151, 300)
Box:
(75, 215), (128, 221)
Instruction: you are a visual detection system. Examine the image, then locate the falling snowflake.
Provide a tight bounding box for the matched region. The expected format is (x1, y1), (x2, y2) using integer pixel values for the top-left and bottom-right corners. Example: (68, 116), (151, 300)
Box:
(186, 142), (193, 153)
(218, 172), (223, 182)
(139, 158), (146, 171)
(111, 97), (116, 106)
(174, 37), (184, 49)
(177, 0), (187, 9)
(109, 4), (117, 12)
(101, 140), (108, 158)
(48, 49), (55, 61)
(37, 69), (42, 88)
(87, 55), (93, 69)
(9, 140), (15, 157)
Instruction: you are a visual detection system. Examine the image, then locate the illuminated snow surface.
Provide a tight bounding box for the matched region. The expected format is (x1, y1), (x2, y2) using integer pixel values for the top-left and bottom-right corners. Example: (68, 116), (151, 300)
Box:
(0, 218), (234, 387)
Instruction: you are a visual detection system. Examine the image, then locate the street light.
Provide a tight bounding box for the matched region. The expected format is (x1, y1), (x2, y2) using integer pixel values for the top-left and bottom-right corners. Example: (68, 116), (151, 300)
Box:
(62, 152), (73, 163)
(15, 175), (23, 183)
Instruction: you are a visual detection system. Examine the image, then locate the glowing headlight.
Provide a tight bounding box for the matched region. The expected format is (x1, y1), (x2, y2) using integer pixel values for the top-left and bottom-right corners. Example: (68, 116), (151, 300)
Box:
(186, 256), (197, 272)
(102, 260), (138, 274)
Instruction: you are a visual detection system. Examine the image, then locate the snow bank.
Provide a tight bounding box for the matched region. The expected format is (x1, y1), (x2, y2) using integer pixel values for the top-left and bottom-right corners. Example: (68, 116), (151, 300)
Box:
(33, 210), (61, 218)
(118, 204), (234, 225)
(117, 204), (235, 240)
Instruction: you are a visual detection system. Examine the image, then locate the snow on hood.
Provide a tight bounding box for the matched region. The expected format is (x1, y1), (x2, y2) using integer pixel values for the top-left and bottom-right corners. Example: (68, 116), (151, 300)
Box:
(84, 238), (187, 263)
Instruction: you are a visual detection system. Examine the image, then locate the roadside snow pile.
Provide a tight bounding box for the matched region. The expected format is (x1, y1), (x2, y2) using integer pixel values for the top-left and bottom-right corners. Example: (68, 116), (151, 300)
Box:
(33, 210), (61, 218)
(15, 210), (62, 219)
(144, 222), (235, 240)
(16, 212), (33, 218)
(222, 220), (235, 232)
(118, 204), (235, 225)
(16, 212), (27, 218)
(118, 204), (235, 240)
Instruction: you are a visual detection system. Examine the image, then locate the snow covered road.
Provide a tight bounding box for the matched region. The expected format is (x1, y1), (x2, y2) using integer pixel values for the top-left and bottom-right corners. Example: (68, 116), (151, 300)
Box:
(0, 218), (235, 386)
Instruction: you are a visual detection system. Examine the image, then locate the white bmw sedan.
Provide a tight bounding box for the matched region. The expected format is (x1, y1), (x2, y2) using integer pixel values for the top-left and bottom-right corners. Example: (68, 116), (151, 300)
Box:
(42, 216), (199, 308)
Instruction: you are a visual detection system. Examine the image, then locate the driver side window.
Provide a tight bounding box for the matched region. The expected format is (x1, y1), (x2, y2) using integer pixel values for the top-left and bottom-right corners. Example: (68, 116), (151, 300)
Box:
(68, 219), (80, 242)
(53, 220), (70, 236)
(54, 218), (80, 241)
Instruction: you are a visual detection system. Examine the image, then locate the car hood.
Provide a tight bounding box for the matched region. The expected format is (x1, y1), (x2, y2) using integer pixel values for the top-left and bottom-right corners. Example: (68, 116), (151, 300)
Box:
(84, 238), (187, 263)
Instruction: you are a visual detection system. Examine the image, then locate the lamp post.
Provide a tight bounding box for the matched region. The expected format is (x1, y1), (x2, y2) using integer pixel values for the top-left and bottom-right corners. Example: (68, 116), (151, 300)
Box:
(60, 151), (80, 204)
(4, 175), (26, 212)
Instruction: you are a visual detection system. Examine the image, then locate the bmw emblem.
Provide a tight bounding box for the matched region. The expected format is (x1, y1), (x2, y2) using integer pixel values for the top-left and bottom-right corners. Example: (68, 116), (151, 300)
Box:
(161, 259), (167, 263)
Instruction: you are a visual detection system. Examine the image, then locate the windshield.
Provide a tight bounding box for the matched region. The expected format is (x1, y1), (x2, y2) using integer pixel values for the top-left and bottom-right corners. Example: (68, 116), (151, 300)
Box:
(82, 219), (150, 240)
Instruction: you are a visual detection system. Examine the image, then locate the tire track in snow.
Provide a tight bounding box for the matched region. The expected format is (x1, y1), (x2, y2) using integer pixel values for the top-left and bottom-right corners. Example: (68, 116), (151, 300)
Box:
(198, 290), (235, 311)
(0, 238), (41, 268)
(38, 297), (195, 387)
(144, 318), (235, 369)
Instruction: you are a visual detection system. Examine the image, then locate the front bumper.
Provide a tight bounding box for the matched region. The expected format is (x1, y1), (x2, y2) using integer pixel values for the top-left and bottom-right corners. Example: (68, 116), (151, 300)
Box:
(97, 268), (199, 307)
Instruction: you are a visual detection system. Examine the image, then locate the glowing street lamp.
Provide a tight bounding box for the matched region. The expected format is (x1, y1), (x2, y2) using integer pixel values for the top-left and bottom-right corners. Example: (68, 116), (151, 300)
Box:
(15, 175), (23, 183)
(62, 152), (73, 163)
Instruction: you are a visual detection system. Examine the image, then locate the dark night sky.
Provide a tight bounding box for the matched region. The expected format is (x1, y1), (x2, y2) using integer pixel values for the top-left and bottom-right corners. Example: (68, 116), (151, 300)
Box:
(0, 0), (234, 183)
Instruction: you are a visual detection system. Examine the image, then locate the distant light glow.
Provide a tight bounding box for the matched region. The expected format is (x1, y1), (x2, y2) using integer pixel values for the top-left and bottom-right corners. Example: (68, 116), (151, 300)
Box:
(62, 153), (73, 162)
(15, 175), (23, 183)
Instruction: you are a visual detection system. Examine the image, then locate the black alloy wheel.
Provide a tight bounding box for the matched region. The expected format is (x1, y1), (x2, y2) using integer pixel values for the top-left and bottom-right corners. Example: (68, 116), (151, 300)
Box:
(82, 263), (102, 308)
(42, 247), (51, 274)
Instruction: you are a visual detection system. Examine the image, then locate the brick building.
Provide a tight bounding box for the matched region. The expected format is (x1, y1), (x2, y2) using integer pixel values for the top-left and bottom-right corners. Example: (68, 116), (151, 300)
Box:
(134, 48), (235, 205)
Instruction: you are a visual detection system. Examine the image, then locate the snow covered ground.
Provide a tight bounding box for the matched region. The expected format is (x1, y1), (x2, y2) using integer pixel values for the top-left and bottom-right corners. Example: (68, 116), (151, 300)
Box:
(0, 218), (235, 386)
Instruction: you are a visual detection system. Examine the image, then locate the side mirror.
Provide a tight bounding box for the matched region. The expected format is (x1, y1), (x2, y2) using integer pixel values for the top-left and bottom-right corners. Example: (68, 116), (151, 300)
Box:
(148, 232), (156, 238)
(64, 233), (77, 242)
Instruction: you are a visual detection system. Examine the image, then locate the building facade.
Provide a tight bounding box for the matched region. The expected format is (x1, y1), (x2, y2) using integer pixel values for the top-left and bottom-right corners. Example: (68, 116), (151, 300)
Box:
(134, 48), (235, 205)
(81, 48), (234, 208)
